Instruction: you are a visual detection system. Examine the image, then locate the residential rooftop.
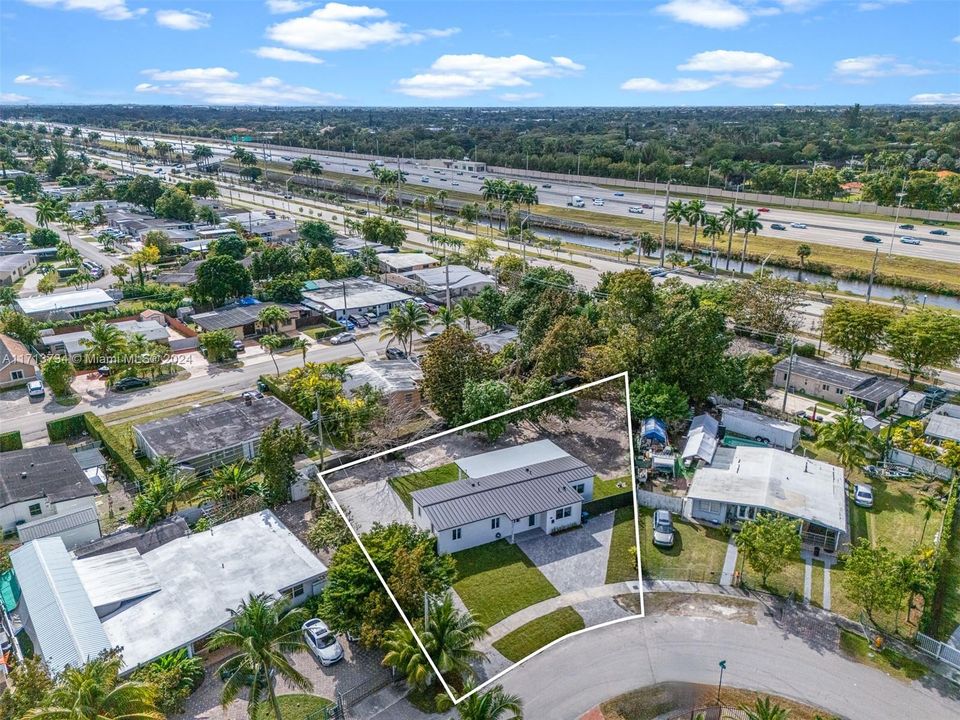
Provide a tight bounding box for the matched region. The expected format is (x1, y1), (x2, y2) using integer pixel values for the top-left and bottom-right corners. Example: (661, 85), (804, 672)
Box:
(399, 265), (495, 292)
(191, 302), (298, 332)
(14, 288), (116, 316)
(301, 276), (410, 312)
(456, 439), (571, 479)
(376, 252), (439, 271)
(342, 359), (422, 397)
(0, 444), (97, 506)
(39, 319), (169, 356)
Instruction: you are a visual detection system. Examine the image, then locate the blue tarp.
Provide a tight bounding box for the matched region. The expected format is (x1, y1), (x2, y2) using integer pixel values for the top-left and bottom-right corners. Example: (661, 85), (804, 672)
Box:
(641, 417), (668, 444)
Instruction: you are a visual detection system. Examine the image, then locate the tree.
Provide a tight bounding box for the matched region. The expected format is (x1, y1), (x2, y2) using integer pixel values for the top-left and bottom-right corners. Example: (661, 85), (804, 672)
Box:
(665, 200), (686, 252)
(433, 305), (461, 329)
(191, 144), (214, 169)
(259, 334), (284, 378)
(732, 277), (805, 340)
(822, 301), (895, 369)
(23, 654), (162, 720)
(132, 650), (205, 716)
(129, 245), (161, 287)
(739, 697), (790, 720)
(189, 179), (218, 198)
(13, 173), (41, 199)
(737, 209), (762, 274)
(885, 310), (960, 384)
(40, 355), (73, 397)
(193, 255), (253, 307)
(291, 336), (310, 366)
(29, 228), (59, 248)
(199, 329), (237, 362)
(461, 379), (512, 441)
(209, 593), (311, 720)
(0, 309), (40, 346)
(380, 301), (430, 356)
(454, 684), (523, 720)
(421, 327), (492, 424)
(111, 263), (129, 285)
(0, 656), (54, 720)
(629, 378), (690, 424)
(38, 271), (58, 295)
(200, 461), (259, 507)
(211, 234), (246, 260)
(361, 216), (406, 248)
(842, 539), (907, 624)
(142, 229), (171, 256)
(735, 513), (801, 587)
(35, 198), (60, 229)
(816, 398), (876, 471)
(918, 494), (943, 545)
(254, 419), (309, 505)
(684, 199), (707, 253)
(721, 204), (741, 271)
(155, 188), (196, 222)
(124, 175), (164, 210)
(297, 220), (335, 249)
(258, 305), (290, 334)
(796, 243), (812, 282)
(81, 320), (126, 367)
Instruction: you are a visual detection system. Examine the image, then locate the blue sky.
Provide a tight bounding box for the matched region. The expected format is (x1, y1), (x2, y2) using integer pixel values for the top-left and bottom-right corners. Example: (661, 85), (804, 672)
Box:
(1, 0), (958, 106)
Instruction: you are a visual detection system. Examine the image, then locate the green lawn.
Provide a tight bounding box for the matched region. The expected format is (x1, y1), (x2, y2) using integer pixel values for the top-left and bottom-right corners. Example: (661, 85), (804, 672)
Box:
(492, 606), (585, 662)
(255, 694), (334, 720)
(451, 540), (558, 627)
(594, 475), (633, 501)
(388, 463), (459, 511)
(838, 630), (928, 682)
(636, 508), (729, 584)
(606, 506), (640, 584)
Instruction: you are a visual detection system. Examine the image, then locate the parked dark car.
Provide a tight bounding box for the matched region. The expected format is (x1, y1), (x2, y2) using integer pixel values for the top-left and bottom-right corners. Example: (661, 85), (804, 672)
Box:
(385, 347), (406, 360)
(348, 314), (369, 328)
(232, 339), (245, 352)
(113, 376), (149, 392)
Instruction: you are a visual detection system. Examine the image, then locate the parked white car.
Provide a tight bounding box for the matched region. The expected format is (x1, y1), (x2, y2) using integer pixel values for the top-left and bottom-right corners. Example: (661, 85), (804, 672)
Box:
(853, 484), (874, 508)
(302, 619), (344, 666)
(26, 380), (45, 398)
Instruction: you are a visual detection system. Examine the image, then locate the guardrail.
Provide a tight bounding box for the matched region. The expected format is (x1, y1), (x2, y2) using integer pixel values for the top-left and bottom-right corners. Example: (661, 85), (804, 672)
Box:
(916, 632), (960, 670)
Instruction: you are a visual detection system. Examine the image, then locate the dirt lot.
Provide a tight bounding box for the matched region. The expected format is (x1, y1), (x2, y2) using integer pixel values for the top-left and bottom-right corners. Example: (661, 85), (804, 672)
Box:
(616, 591), (759, 626)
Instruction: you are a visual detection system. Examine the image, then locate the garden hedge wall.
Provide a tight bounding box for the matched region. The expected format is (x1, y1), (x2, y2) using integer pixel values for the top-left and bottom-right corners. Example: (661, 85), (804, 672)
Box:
(0, 431), (22, 452)
(583, 491), (634, 516)
(46, 412), (147, 484)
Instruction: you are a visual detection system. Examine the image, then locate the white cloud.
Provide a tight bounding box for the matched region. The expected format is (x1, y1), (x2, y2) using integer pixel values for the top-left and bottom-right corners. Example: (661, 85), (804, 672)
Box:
(255, 46), (324, 64)
(0, 93), (31, 103)
(954, 35), (960, 43)
(833, 54), (934, 81)
(22, 0), (146, 21)
(267, 2), (458, 51)
(136, 67), (342, 105)
(499, 92), (544, 102)
(623, 49), (789, 93)
(266, 0), (314, 13)
(654, 0), (750, 29)
(155, 9), (211, 31)
(910, 92), (960, 105)
(14, 74), (64, 87)
(857, 0), (909, 10)
(396, 54), (584, 99)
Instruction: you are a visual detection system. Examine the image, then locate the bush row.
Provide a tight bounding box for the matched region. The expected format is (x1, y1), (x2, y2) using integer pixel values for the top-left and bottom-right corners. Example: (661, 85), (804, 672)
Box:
(0, 431), (22, 452)
(922, 478), (959, 639)
(46, 412), (147, 484)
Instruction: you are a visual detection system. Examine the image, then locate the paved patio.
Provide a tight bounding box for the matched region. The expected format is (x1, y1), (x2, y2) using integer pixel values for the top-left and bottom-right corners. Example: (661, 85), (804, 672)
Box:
(516, 511), (614, 594)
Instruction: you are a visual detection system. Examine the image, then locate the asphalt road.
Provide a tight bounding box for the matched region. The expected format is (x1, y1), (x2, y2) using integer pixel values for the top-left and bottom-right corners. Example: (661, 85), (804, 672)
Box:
(51, 123), (960, 264)
(496, 613), (959, 720)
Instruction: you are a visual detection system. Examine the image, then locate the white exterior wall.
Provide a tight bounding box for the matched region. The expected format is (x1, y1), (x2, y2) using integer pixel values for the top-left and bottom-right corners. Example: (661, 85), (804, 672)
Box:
(435, 513), (511, 555)
(547, 501), (583, 533)
(576, 475), (594, 502)
(0, 495), (97, 533)
(722, 412), (799, 450)
(690, 498), (728, 524)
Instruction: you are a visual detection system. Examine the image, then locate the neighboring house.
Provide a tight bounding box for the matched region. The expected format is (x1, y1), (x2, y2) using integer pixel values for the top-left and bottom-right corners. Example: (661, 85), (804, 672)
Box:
(687, 446), (847, 552)
(376, 252), (439, 274)
(925, 403), (960, 443)
(342, 359), (423, 411)
(10, 510), (327, 674)
(249, 219), (297, 242)
(393, 265), (496, 300)
(191, 302), (301, 340)
(0, 445), (101, 548)
(0, 236), (27, 255)
(156, 259), (203, 286)
(39, 319), (170, 358)
(720, 407), (801, 451)
(773, 355), (905, 414)
(133, 394), (305, 473)
(411, 440), (594, 554)
(14, 288), (117, 320)
(0, 253), (37, 285)
(301, 276), (411, 321)
(334, 237), (395, 257)
(475, 327), (518, 354)
(0, 332), (38, 388)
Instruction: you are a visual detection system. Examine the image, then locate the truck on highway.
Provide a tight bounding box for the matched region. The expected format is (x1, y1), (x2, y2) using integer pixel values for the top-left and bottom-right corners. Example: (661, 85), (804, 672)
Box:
(567, 195), (585, 208)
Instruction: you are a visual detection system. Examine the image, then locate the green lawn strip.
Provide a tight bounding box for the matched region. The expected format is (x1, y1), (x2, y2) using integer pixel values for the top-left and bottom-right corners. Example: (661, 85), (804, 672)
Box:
(451, 540), (558, 627)
(810, 561), (825, 609)
(636, 508), (728, 584)
(594, 475), (633, 501)
(255, 694), (334, 720)
(99, 391), (222, 424)
(388, 462), (459, 511)
(606, 506), (640, 584)
(838, 629), (928, 682)
(749, 558), (808, 602)
(492, 606), (585, 663)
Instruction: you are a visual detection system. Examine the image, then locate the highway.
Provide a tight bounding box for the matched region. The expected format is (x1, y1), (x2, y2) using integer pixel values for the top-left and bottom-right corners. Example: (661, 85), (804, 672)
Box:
(51, 123), (960, 265)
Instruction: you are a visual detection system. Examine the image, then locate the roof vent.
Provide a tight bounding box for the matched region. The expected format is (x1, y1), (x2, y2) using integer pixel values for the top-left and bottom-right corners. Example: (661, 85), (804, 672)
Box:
(20, 471), (27, 479)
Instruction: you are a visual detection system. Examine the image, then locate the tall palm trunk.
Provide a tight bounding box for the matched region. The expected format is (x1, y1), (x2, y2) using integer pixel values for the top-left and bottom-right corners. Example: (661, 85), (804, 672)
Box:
(674, 222), (681, 252)
(725, 226), (735, 271)
(740, 232), (749, 274)
(691, 224), (699, 253)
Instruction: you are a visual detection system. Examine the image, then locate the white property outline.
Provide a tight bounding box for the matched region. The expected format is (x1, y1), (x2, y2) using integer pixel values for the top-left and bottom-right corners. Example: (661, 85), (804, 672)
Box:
(315, 372), (644, 705)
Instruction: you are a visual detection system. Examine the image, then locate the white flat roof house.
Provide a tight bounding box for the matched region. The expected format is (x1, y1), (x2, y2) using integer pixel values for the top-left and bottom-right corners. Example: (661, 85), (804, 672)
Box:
(411, 440), (594, 554)
(14, 288), (117, 320)
(687, 446), (847, 552)
(376, 252), (439, 274)
(301, 276), (411, 321)
(39, 319), (170, 357)
(10, 511), (328, 674)
(396, 265), (495, 300)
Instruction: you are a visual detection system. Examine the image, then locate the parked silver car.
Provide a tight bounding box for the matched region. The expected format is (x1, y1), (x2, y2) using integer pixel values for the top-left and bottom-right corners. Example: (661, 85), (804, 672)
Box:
(652, 509), (675, 548)
(302, 619), (344, 666)
(853, 484), (874, 508)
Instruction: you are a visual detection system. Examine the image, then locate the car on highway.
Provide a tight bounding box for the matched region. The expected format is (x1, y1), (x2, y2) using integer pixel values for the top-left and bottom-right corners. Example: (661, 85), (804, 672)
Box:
(930, 229), (949, 236)
(614, 191), (625, 197)
(646, 266), (667, 277)
(862, 234), (882, 243)
(853, 484), (874, 508)
(330, 332), (356, 345)
(282, 193), (293, 199)
(898, 224), (915, 230)
(281, 156), (292, 161)
(385, 347), (406, 360)
(652, 509), (675, 548)
(26, 380), (45, 398)
(757, 207), (770, 213)
(628, 206), (644, 214)
(302, 619), (344, 666)
(451, 182), (459, 186)
(113, 376), (149, 392)
(790, 222), (807, 229)
(900, 236), (921, 245)
(771, 223), (786, 230)
(542, 183), (552, 188)
(421, 176), (429, 183)
(641, 203), (653, 209)
(154, 168), (164, 174)
(592, 198), (604, 206)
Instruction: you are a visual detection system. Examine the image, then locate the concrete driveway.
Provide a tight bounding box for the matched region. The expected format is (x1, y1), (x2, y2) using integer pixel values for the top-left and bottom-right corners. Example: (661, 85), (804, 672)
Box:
(516, 511), (615, 594)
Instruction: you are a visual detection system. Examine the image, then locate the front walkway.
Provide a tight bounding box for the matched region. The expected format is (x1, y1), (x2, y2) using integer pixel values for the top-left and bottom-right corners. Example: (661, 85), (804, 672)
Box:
(719, 536), (738, 586)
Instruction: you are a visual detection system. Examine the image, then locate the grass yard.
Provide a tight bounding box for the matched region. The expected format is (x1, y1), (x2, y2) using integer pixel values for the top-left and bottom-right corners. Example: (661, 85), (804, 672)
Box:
(839, 630), (928, 682)
(756, 558), (809, 603)
(492, 606), (585, 662)
(606, 506), (641, 584)
(636, 508), (729, 584)
(594, 475), (633, 501)
(388, 462), (459, 511)
(255, 694), (334, 720)
(451, 540), (558, 627)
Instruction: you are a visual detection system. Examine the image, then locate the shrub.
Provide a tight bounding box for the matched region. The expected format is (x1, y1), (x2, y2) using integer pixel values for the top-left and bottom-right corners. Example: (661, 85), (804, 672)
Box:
(0, 431), (22, 452)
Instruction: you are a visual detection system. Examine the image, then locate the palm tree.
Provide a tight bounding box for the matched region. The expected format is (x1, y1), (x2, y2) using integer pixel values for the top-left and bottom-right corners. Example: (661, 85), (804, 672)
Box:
(458, 297), (478, 332)
(455, 684), (523, 720)
(737, 209), (763, 274)
(412, 197), (424, 230)
(918, 494), (943, 545)
(258, 304), (290, 335)
(191, 143), (213, 170)
(702, 215), (724, 256)
(201, 461), (259, 505)
(259, 334), (284, 377)
(291, 337), (310, 366)
(380, 301), (430, 356)
(721, 203), (741, 271)
(816, 398), (874, 472)
(35, 198), (60, 228)
(425, 196), (436, 235)
(665, 200), (686, 252)
(434, 306), (461, 329)
(796, 243), (812, 282)
(739, 696), (790, 720)
(684, 199), (707, 254)
(209, 593), (311, 720)
(82, 320), (127, 366)
(24, 654), (162, 720)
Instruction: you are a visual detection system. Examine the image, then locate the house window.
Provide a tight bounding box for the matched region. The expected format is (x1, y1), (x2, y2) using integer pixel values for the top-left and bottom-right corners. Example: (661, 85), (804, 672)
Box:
(822, 384), (830, 391)
(701, 500), (722, 514)
(452, 528), (462, 541)
(417, 507), (421, 517)
(556, 506), (572, 520)
(28, 503), (42, 517)
(491, 517), (500, 530)
(10, 370), (23, 380)
(291, 584), (304, 598)
(574, 483), (585, 494)
(837, 389), (844, 395)
(736, 505), (756, 521)
(528, 514), (536, 527)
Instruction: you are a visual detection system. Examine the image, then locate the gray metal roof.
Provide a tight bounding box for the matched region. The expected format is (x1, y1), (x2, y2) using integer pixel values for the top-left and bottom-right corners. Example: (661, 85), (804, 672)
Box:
(456, 439), (571, 478)
(10, 537), (111, 674)
(73, 516), (190, 559)
(400, 265), (495, 292)
(191, 302), (296, 331)
(74, 549), (161, 610)
(850, 377), (905, 404)
(16, 506), (100, 544)
(775, 355), (872, 390)
(412, 455), (591, 530)
(926, 413), (960, 442)
(682, 413), (719, 463)
(0, 445), (98, 506)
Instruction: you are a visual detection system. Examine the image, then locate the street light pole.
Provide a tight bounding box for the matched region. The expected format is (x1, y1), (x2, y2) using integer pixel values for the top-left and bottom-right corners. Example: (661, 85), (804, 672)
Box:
(887, 180), (908, 257)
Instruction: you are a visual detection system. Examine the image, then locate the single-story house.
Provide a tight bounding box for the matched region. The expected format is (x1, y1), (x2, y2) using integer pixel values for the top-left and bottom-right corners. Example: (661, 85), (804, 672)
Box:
(0, 332), (38, 388)
(721, 407), (801, 451)
(0, 445), (101, 548)
(774, 356), (904, 415)
(0, 253), (37, 285)
(334, 237), (396, 257)
(191, 302), (301, 340)
(196, 227), (238, 242)
(925, 403), (960, 443)
(342, 359), (423, 412)
(474, 327), (519, 354)
(376, 252), (439, 274)
(393, 265), (496, 300)
(156, 259), (203, 286)
(0, 236), (28, 255)
(687, 446), (847, 552)
(133, 393), (305, 473)
(14, 288), (117, 320)
(10, 511), (326, 674)
(39, 319), (170, 358)
(411, 440), (594, 554)
(301, 276), (411, 321)
(249, 219), (297, 243)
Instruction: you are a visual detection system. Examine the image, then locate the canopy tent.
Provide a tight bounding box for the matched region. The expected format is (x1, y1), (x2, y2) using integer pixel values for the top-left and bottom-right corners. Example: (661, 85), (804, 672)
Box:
(640, 418), (668, 445)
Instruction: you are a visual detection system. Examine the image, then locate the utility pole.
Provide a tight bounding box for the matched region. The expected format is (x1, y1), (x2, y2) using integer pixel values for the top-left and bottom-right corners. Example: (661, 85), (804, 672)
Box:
(781, 337), (796, 413)
(866, 247), (879, 303)
(717, 660), (727, 706)
(659, 180), (671, 268)
(314, 391), (325, 470)
(887, 179), (908, 258)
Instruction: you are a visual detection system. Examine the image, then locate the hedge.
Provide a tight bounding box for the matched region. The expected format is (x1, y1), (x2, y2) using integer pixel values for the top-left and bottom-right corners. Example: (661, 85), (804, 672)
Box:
(583, 490), (634, 517)
(0, 431), (22, 452)
(46, 412), (147, 484)
(47, 414), (88, 442)
(258, 374), (310, 419)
